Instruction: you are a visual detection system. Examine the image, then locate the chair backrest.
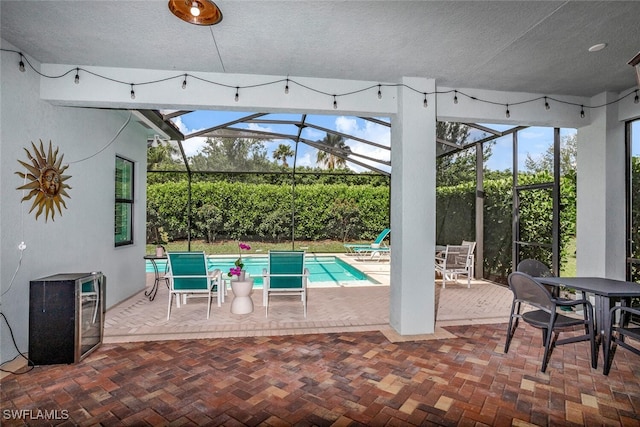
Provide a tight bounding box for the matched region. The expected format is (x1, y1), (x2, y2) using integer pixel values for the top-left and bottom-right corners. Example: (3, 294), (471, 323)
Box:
(268, 250), (305, 289)
(517, 259), (553, 277)
(445, 245), (470, 268)
(461, 240), (476, 254)
(167, 251), (209, 290)
(373, 228), (391, 245)
(508, 271), (554, 313)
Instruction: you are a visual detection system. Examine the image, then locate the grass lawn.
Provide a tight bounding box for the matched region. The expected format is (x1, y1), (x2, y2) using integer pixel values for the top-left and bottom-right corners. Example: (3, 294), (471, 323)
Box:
(147, 239), (356, 256)
(561, 237), (577, 276)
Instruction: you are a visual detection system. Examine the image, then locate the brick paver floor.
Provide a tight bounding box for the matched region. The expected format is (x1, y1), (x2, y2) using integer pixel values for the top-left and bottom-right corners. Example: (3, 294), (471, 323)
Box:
(2, 325), (639, 426)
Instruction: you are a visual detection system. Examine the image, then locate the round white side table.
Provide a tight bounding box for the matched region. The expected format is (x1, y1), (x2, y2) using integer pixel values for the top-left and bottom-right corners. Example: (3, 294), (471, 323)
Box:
(230, 277), (254, 314)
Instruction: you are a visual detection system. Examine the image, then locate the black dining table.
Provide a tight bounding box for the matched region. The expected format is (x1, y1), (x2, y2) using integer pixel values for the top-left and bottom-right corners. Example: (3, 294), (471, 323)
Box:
(535, 276), (640, 361)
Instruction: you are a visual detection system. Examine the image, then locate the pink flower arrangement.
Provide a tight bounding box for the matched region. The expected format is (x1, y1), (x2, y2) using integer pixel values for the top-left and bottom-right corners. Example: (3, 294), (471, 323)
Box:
(228, 242), (251, 277)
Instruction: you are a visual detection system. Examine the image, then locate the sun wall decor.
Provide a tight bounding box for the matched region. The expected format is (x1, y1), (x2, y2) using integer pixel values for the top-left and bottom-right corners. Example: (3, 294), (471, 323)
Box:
(15, 140), (71, 221)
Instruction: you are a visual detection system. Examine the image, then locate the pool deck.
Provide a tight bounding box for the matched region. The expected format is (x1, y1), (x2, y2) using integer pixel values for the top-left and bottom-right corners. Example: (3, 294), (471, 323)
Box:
(105, 253), (513, 343)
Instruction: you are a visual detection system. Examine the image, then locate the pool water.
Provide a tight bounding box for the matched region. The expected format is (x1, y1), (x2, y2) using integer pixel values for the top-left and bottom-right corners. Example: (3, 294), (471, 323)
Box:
(146, 255), (377, 287)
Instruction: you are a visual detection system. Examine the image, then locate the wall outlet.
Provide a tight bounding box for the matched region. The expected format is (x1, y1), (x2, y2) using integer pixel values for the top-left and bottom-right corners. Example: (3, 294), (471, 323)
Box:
(18, 242), (26, 251)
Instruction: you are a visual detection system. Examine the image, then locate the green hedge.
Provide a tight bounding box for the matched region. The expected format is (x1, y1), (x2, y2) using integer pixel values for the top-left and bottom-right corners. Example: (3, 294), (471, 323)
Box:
(148, 171), (577, 283)
(436, 171), (577, 282)
(147, 181), (390, 243)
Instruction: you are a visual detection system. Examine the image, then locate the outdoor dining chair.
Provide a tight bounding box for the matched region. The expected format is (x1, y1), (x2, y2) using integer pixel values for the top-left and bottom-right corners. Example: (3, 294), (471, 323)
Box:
(504, 272), (597, 373)
(434, 244), (472, 288)
(516, 258), (560, 297)
(603, 305), (640, 375)
(166, 251), (223, 320)
(263, 250), (309, 317)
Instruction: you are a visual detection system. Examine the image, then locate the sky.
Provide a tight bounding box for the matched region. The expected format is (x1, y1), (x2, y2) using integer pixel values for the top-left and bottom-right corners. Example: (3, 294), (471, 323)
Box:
(168, 110), (580, 173)
(169, 111), (391, 173)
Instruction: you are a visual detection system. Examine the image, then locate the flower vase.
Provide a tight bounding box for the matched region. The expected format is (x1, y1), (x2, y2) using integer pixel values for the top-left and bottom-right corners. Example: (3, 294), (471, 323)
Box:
(237, 270), (246, 281)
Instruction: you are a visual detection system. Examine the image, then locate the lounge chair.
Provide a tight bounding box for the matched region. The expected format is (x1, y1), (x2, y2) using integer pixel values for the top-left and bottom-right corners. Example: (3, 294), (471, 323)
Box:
(262, 250), (309, 317)
(166, 251), (223, 320)
(344, 228), (390, 255)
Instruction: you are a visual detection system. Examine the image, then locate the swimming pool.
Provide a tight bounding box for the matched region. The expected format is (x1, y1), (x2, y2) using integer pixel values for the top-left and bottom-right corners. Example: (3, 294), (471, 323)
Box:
(146, 255), (378, 286)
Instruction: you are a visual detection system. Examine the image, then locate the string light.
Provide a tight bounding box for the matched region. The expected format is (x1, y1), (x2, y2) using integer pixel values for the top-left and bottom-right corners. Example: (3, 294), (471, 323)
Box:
(505, 104), (510, 118)
(4, 49), (639, 115)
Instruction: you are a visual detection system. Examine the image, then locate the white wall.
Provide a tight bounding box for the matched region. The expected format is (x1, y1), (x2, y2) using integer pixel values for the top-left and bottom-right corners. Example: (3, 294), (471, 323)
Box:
(0, 41), (148, 364)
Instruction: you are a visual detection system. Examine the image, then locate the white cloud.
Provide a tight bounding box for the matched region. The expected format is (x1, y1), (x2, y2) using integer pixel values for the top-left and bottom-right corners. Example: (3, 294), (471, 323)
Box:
(171, 116), (209, 157)
(335, 116), (391, 173)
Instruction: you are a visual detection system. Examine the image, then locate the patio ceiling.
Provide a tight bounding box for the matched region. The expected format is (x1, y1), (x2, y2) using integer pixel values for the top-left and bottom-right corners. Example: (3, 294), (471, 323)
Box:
(2, 1), (638, 97)
(2, 1), (637, 172)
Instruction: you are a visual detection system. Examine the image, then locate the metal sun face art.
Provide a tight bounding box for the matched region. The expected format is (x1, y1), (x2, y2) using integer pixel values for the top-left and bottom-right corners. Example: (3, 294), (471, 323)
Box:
(16, 140), (72, 222)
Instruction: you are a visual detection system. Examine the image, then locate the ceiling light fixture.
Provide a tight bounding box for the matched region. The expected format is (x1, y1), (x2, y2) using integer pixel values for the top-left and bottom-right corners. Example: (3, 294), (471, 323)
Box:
(168, 0), (223, 26)
(588, 43), (607, 52)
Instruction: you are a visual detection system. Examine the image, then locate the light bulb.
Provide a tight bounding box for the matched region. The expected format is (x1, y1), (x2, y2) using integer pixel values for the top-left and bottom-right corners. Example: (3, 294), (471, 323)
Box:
(423, 94), (428, 108)
(505, 105), (510, 118)
(235, 88), (239, 102)
(544, 97), (550, 110)
(580, 106), (585, 118)
(190, 2), (200, 16)
(130, 84), (136, 100)
(377, 85), (382, 99)
(19, 55), (25, 72)
(635, 90), (639, 104)
(74, 68), (80, 84)
(285, 79), (289, 94)
(182, 74), (187, 89)
(333, 96), (338, 109)
(453, 91), (458, 104)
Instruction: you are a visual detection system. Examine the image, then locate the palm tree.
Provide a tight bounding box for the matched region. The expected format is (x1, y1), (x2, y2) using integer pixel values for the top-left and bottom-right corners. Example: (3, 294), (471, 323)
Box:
(272, 143), (295, 167)
(316, 134), (349, 169)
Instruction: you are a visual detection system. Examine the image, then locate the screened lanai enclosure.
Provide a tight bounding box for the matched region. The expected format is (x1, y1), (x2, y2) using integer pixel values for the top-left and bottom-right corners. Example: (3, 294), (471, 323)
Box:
(141, 108), (580, 283)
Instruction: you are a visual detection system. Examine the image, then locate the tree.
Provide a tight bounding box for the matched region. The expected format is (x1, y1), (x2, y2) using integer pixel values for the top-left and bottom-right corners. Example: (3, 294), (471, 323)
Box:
(147, 140), (180, 170)
(436, 122), (493, 186)
(316, 134), (349, 169)
(189, 137), (272, 171)
(524, 133), (577, 175)
(272, 143), (295, 167)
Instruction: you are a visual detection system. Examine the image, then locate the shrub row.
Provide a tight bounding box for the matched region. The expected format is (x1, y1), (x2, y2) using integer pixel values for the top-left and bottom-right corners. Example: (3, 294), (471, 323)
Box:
(146, 181), (390, 243)
(147, 171), (577, 283)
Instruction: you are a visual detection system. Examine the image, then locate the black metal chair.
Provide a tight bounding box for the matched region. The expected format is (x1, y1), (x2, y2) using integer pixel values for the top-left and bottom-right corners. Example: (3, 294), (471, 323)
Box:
(504, 272), (597, 373)
(603, 305), (640, 375)
(516, 259), (559, 297)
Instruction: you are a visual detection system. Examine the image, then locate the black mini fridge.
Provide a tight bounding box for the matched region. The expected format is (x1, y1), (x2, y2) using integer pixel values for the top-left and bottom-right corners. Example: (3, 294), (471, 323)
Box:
(29, 272), (105, 365)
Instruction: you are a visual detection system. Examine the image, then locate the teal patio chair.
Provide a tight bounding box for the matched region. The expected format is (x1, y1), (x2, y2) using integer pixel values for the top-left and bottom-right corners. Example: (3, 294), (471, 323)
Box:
(262, 250), (309, 317)
(166, 251), (223, 320)
(344, 228), (390, 255)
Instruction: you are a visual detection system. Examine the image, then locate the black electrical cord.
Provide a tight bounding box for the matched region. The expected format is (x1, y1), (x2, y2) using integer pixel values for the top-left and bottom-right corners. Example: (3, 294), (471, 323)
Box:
(0, 312), (35, 374)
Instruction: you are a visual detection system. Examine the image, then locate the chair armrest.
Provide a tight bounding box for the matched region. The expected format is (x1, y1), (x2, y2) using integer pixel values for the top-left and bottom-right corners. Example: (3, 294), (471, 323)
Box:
(555, 298), (593, 310)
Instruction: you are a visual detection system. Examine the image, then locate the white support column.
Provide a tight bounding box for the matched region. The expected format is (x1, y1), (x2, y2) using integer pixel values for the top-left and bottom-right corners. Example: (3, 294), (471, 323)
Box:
(389, 77), (437, 334)
(576, 92), (626, 279)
